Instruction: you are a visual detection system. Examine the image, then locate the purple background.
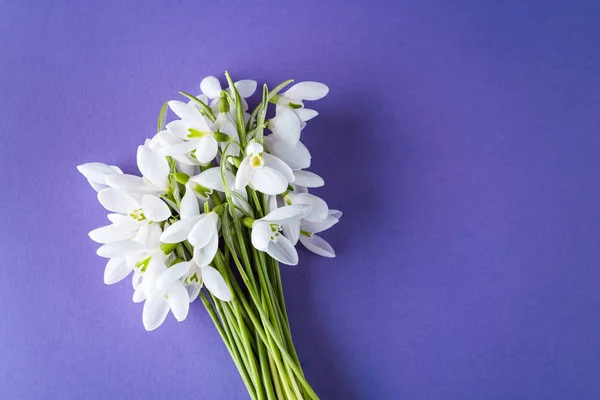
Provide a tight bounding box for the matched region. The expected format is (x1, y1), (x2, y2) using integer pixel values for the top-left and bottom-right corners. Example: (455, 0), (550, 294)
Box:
(2, 1), (600, 399)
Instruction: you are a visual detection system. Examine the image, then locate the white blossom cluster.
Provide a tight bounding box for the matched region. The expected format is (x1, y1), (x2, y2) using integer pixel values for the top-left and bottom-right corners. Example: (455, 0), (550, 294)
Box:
(78, 74), (341, 331)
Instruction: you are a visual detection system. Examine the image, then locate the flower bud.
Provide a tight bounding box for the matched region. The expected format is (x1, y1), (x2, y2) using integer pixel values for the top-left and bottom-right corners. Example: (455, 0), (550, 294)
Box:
(242, 216), (255, 229)
(174, 172), (189, 185)
(161, 242), (177, 255)
(218, 95), (230, 113)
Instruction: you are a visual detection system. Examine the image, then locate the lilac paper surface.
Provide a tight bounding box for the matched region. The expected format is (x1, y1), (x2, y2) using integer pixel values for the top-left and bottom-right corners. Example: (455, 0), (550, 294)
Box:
(2, 1), (600, 399)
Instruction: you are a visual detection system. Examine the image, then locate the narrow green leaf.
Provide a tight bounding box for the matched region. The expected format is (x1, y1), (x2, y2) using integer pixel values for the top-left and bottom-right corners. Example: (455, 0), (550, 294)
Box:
(267, 79), (294, 101)
(157, 101), (169, 132)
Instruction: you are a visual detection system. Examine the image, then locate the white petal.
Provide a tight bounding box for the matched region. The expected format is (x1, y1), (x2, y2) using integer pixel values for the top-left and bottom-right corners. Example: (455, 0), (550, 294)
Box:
(166, 120), (192, 140)
(263, 153), (294, 183)
(143, 296), (170, 331)
(105, 174), (161, 194)
(188, 212), (218, 248)
(267, 236), (298, 266)
(301, 215), (339, 233)
(137, 146), (170, 190)
(251, 167), (288, 195)
(200, 76), (222, 99)
(104, 258), (133, 284)
(97, 241), (144, 258)
(300, 234), (335, 257)
(159, 140), (198, 156)
(264, 135), (311, 170)
(270, 107), (301, 145)
(235, 157), (252, 190)
(191, 167), (234, 192)
(141, 195), (171, 222)
(77, 162), (121, 184)
(144, 224), (164, 249)
(234, 80), (257, 98)
(133, 282), (146, 303)
(284, 81), (329, 101)
(293, 170), (324, 188)
(158, 261), (191, 292)
(246, 141), (263, 156)
(201, 266), (232, 301)
(169, 100), (211, 130)
(329, 209), (343, 219)
(180, 188), (200, 219)
(160, 215), (203, 243)
(294, 108), (318, 122)
(262, 204), (312, 223)
(186, 285), (202, 302)
(89, 221), (139, 244)
(283, 220), (300, 246)
(288, 193), (328, 222)
(98, 188), (139, 214)
(168, 283), (190, 321)
(251, 220), (272, 251)
(193, 233), (218, 267)
(195, 135), (218, 164)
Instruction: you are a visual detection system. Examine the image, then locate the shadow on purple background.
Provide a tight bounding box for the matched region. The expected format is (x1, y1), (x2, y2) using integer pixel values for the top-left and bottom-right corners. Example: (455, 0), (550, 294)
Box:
(2, 1), (600, 399)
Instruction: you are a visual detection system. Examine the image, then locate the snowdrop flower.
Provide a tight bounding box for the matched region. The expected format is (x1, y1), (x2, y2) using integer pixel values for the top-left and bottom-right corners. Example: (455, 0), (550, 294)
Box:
(97, 223), (165, 286)
(298, 210), (342, 258)
(251, 205), (312, 266)
(159, 259), (232, 303)
(275, 81), (329, 110)
(273, 81), (327, 127)
(160, 189), (220, 267)
(201, 75), (257, 112)
(132, 255), (190, 331)
(106, 145), (171, 194)
(90, 188), (171, 248)
(77, 162), (123, 192)
(264, 134), (311, 170)
(235, 142), (295, 195)
(162, 100), (219, 165)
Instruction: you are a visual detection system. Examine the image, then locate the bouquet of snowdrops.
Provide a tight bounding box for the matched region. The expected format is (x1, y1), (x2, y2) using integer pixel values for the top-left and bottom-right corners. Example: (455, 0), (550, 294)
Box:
(77, 72), (340, 400)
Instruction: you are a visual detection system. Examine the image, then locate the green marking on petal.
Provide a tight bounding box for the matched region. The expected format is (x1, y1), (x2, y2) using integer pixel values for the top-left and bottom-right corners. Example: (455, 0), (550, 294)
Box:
(288, 102), (302, 109)
(188, 128), (210, 138)
(135, 256), (152, 272)
(300, 230), (312, 238)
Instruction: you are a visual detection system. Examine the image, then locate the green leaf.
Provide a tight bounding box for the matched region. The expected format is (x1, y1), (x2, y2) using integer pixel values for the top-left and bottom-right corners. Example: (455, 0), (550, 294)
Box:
(157, 101), (169, 132)
(224, 71), (246, 148)
(267, 79), (294, 102)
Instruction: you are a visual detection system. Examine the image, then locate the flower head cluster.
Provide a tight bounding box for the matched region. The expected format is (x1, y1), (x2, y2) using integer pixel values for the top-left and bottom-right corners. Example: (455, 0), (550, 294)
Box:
(78, 73), (340, 331)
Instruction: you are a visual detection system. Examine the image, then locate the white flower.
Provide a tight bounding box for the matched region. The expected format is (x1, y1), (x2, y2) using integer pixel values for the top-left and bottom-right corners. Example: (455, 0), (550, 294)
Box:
(298, 210), (342, 258)
(106, 145), (171, 194)
(160, 189), (219, 267)
(97, 223), (164, 285)
(161, 100), (219, 165)
(77, 162), (123, 192)
(201, 75), (257, 111)
(293, 170), (324, 188)
(251, 205), (312, 265)
(264, 134), (311, 170)
(160, 259), (232, 303)
(235, 142), (295, 195)
(276, 81), (329, 109)
(90, 189), (171, 244)
(134, 256), (190, 331)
